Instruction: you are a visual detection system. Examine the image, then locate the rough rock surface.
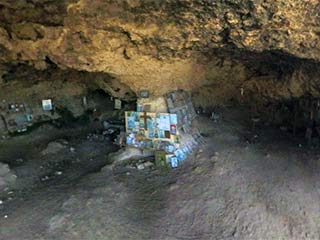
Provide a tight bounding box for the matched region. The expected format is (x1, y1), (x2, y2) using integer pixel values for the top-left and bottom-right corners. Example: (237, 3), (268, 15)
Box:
(2, 109), (320, 239)
(41, 139), (69, 156)
(106, 147), (154, 168)
(0, 0), (320, 106)
(0, 162), (16, 190)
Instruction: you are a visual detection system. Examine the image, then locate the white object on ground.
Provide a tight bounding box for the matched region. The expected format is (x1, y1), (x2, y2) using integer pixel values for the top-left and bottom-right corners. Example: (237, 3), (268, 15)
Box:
(143, 161), (154, 168)
(136, 164), (145, 170)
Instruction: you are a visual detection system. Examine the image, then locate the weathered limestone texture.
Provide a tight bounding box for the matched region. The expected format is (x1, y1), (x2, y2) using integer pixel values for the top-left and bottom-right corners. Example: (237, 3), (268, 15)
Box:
(0, 0), (320, 106)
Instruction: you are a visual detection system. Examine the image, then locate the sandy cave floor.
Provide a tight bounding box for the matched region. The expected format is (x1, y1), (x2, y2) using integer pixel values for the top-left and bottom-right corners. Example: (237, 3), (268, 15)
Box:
(1, 108), (320, 240)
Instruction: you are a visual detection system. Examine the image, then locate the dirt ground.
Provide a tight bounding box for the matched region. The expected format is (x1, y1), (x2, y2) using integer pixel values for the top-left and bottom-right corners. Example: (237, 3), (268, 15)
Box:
(1, 107), (320, 240)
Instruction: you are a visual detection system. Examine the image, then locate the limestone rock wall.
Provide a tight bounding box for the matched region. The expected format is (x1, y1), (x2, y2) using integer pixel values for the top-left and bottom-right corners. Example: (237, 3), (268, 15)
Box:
(0, 65), (136, 134)
(0, 0), (320, 107)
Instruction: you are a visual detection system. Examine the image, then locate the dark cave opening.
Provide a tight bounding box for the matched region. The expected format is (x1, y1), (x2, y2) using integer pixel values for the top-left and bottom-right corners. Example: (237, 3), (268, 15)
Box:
(189, 48), (320, 148)
(0, 63), (138, 137)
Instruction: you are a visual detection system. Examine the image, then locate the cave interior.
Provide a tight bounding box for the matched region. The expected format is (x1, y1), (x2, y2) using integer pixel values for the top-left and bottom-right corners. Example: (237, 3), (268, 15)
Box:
(1, 1), (320, 239)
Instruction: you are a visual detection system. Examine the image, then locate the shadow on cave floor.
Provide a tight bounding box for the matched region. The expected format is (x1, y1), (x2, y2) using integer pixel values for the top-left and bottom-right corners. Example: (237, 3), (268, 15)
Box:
(1, 107), (320, 240)
(0, 120), (119, 198)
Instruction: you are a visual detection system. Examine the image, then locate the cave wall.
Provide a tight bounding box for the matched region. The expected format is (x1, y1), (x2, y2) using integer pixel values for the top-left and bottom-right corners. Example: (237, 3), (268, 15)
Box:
(0, 64), (136, 134)
(0, 63), (136, 101)
(192, 51), (320, 108)
(0, 0), (320, 109)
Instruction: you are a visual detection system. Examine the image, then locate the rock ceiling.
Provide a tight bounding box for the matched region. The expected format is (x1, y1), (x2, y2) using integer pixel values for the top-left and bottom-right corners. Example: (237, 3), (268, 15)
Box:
(0, 0), (320, 105)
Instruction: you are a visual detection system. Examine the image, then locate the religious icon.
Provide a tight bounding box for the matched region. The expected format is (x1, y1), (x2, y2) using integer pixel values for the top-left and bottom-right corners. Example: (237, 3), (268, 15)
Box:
(170, 124), (177, 135)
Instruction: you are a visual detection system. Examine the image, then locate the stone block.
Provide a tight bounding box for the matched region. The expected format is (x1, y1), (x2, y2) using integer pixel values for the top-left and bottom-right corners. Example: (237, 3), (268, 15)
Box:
(137, 97), (168, 113)
(0, 163), (10, 176)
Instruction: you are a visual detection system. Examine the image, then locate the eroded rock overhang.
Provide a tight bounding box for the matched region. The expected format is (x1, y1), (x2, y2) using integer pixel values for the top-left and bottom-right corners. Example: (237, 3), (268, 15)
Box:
(0, 0), (320, 105)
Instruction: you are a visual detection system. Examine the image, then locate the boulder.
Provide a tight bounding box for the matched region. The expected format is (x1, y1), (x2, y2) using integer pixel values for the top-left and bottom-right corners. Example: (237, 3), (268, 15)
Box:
(0, 163), (10, 176)
(41, 139), (68, 155)
(0, 162), (17, 191)
(104, 147), (154, 170)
